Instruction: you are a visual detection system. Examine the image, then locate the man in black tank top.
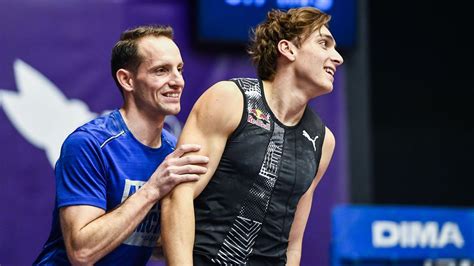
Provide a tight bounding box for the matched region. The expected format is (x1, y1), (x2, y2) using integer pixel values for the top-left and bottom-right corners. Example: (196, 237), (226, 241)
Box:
(161, 7), (344, 266)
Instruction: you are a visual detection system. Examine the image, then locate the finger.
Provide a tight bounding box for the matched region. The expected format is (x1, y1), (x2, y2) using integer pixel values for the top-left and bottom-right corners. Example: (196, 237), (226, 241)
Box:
(172, 155), (209, 166)
(172, 165), (208, 175)
(175, 174), (200, 184)
(168, 144), (202, 158)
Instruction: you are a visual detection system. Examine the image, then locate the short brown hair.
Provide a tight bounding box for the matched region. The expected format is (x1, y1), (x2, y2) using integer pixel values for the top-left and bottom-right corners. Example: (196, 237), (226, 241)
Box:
(111, 25), (174, 95)
(248, 7), (331, 80)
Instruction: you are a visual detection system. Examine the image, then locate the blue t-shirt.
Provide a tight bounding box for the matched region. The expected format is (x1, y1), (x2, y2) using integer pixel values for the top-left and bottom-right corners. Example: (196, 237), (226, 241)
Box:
(34, 109), (176, 265)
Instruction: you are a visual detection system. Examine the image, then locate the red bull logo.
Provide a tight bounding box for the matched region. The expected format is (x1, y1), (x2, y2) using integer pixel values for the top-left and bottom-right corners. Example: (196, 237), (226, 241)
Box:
(248, 108), (270, 130)
(250, 108), (270, 121)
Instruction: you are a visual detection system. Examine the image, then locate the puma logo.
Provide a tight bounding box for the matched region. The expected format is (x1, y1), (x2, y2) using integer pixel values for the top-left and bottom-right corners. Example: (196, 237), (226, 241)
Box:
(302, 130), (319, 151)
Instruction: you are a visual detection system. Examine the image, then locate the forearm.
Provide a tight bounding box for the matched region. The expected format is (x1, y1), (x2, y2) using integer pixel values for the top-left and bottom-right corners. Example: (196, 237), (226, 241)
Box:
(286, 248), (302, 266)
(62, 187), (157, 264)
(161, 188), (195, 266)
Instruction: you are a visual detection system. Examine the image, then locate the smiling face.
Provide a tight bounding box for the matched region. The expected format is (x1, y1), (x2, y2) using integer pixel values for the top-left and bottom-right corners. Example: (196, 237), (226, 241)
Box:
(130, 36), (184, 116)
(293, 26), (344, 96)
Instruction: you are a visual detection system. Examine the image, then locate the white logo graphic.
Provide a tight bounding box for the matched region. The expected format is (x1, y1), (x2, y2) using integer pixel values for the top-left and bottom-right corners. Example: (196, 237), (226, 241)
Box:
(0, 60), (96, 166)
(121, 179), (160, 247)
(225, 0), (333, 10)
(225, 0), (265, 7)
(372, 220), (465, 248)
(0, 59), (181, 167)
(302, 130), (319, 151)
(277, 0), (333, 11)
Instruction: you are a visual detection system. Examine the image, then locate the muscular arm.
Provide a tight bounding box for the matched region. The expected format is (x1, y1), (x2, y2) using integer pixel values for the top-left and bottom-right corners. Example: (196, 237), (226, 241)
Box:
(286, 128), (335, 266)
(61, 144), (208, 265)
(161, 81), (243, 265)
(61, 191), (155, 265)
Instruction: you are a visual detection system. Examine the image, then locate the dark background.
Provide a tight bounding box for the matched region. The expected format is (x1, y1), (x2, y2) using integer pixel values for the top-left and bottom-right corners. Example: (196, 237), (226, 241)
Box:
(368, 1), (474, 206)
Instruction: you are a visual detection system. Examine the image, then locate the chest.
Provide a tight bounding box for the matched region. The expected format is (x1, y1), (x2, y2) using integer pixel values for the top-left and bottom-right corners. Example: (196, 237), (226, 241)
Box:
(101, 140), (170, 209)
(221, 123), (320, 196)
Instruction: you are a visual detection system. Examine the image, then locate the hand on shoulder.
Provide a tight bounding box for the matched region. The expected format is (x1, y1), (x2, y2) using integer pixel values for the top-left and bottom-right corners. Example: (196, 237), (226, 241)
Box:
(143, 144), (209, 201)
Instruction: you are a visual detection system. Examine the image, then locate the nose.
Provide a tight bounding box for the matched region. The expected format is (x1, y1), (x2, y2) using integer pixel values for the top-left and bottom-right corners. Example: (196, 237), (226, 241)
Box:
(169, 69), (185, 88)
(332, 49), (344, 66)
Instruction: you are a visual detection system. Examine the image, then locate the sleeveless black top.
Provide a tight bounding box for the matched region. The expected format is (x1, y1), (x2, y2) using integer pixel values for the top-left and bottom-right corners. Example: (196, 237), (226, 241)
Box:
(193, 78), (326, 265)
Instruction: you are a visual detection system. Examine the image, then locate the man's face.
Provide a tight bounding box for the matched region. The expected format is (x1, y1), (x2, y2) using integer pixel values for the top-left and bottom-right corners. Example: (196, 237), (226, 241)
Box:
(294, 26), (344, 96)
(131, 36), (184, 116)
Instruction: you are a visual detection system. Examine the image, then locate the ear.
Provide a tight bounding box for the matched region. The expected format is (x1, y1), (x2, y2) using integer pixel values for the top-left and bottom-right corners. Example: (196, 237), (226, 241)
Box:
(116, 69), (134, 93)
(277, 39), (296, 62)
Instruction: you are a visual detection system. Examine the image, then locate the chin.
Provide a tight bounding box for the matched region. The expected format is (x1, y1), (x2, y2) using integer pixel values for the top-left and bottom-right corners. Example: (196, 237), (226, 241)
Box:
(323, 82), (334, 92)
(319, 82), (333, 91)
(168, 107), (181, 115)
(158, 106), (180, 116)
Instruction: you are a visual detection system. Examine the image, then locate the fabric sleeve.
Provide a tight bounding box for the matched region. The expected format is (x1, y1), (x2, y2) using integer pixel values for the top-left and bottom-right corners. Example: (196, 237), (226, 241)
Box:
(161, 129), (177, 148)
(55, 131), (107, 210)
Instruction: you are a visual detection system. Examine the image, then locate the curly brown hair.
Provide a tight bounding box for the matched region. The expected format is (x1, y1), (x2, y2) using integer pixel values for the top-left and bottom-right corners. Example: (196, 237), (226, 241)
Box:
(248, 7), (331, 81)
(111, 25), (174, 95)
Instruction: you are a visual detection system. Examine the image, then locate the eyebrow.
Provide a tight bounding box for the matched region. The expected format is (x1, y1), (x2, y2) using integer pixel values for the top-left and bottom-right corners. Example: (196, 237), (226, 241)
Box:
(148, 61), (184, 72)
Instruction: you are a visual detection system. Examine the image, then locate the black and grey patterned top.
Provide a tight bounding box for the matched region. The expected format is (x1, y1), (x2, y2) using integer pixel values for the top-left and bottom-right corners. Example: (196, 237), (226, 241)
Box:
(193, 78), (326, 265)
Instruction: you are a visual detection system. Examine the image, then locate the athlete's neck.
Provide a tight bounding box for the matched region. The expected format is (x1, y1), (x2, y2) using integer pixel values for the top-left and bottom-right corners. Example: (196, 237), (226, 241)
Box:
(262, 79), (307, 126)
(119, 107), (165, 148)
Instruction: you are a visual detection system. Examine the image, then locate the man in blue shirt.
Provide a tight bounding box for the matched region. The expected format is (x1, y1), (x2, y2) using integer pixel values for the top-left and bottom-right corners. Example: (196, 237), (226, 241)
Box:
(34, 25), (209, 265)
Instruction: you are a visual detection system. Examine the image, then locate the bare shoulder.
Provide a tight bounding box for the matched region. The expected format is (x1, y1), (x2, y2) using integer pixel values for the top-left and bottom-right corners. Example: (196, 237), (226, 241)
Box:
(185, 80), (243, 136)
(324, 126), (336, 149)
(313, 126), (336, 182)
(196, 80), (241, 107)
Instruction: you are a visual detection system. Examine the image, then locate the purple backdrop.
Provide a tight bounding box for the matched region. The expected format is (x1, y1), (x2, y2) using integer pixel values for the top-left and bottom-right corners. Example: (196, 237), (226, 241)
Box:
(0, 1), (348, 265)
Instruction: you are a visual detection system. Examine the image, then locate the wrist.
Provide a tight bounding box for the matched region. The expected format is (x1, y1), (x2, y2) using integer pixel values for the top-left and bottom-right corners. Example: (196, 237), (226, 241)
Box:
(138, 183), (161, 203)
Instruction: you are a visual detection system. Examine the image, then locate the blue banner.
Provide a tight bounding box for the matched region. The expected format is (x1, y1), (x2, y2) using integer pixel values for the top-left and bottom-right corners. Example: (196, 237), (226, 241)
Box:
(332, 205), (474, 265)
(196, 0), (356, 48)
